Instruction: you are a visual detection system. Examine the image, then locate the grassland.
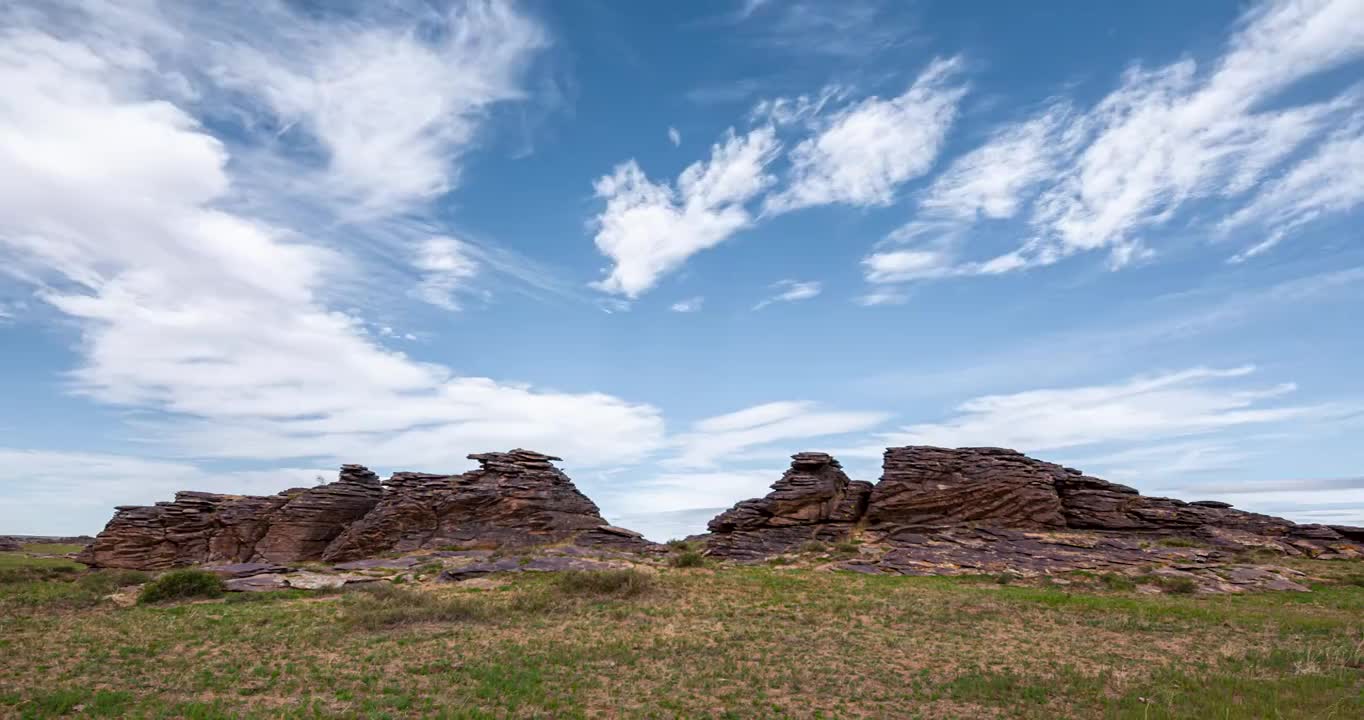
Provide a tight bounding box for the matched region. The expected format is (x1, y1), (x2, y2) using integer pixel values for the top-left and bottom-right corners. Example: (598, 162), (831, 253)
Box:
(1, 547), (1361, 719)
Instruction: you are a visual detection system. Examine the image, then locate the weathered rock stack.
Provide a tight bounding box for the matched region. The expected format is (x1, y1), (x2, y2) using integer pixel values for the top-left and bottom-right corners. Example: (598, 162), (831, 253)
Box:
(78, 465), (383, 569)
(322, 449), (640, 561)
(702, 446), (1364, 576)
(81, 450), (655, 570)
(704, 452), (871, 561)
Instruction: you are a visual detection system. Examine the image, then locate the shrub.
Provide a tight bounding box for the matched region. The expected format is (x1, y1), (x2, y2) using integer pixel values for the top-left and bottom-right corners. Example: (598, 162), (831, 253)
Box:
(1099, 573), (1137, 591)
(832, 540), (861, 554)
(799, 541), (828, 554)
(668, 550), (706, 568)
(994, 573), (1016, 585)
(665, 539), (699, 553)
(1341, 574), (1364, 588)
(340, 584), (488, 630)
(553, 569), (653, 598)
(1156, 576), (1198, 594)
(1157, 537), (1206, 548)
(137, 569), (225, 604)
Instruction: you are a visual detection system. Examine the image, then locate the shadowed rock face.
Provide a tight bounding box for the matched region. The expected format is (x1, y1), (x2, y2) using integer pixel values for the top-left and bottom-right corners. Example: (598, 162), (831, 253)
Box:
(321, 449), (626, 561)
(79, 466), (382, 569)
(702, 446), (1364, 569)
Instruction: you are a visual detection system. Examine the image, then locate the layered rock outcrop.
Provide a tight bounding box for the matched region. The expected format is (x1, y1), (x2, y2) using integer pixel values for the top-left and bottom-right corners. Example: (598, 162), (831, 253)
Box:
(322, 449), (639, 561)
(81, 450), (655, 570)
(703, 446), (1364, 572)
(79, 466), (382, 569)
(704, 453), (871, 561)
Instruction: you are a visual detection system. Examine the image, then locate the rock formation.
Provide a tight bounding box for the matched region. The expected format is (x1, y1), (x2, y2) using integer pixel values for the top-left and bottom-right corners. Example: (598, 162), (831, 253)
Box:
(702, 446), (1364, 575)
(322, 449), (645, 561)
(704, 452), (871, 561)
(81, 450), (655, 570)
(79, 466), (383, 570)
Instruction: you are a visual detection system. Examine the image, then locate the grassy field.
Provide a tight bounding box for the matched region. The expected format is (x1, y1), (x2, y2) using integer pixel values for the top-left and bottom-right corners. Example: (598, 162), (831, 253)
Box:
(1, 549), (1361, 719)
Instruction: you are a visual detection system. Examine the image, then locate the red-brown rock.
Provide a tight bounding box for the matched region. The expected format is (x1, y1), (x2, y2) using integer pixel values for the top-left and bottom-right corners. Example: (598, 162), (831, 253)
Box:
(321, 450), (638, 561)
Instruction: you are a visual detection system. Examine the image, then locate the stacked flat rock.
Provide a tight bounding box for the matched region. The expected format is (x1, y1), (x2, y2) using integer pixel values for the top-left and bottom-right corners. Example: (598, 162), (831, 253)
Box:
(79, 467), (383, 569)
(702, 446), (1364, 565)
(705, 453), (871, 560)
(321, 449), (634, 562)
(868, 447), (1068, 529)
(251, 465), (383, 562)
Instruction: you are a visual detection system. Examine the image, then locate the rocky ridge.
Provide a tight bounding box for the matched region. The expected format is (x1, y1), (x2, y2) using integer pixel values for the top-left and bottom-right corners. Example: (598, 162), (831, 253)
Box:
(701, 446), (1364, 591)
(79, 450), (654, 570)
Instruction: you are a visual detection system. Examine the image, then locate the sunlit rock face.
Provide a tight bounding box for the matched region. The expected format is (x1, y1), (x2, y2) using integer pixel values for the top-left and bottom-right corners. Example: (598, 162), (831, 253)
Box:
(80, 450), (656, 570)
(701, 446), (1364, 572)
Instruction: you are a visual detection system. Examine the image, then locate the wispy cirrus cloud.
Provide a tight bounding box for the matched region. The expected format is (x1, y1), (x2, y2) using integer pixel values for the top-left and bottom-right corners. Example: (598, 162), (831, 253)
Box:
(753, 279), (821, 310)
(762, 58), (965, 214)
(861, 0), (1364, 291)
(666, 400), (890, 469)
(846, 366), (1344, 457)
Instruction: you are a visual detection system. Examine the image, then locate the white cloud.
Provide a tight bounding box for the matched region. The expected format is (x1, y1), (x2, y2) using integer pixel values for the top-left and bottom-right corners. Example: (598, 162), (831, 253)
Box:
(669, 296), (703, 312)
(848, 366), (1336, 457)
(590, 127), (780, 297)
(1221, 123), (1364, 262)
(1024, 0), (1364, 270)
(764, 58), (965, 214)
(0, 2), (667, 476)
(0, 449), (331, 535)
(753, 279), (822, 309)
(412, 236), (479, 310)
(856, 288), (909, 306)
(858, 0), (1364, 290)
(667, 400), (889, 468)
(214, 0), (546, 216)
(667, 126), (681, 146)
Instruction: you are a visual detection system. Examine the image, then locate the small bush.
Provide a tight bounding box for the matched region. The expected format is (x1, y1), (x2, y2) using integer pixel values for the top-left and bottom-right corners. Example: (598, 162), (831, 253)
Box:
(1155, 576), (1198, 594)
(1099, 573), (1137, 591)
(553, 569), (653, 598)
(799, 541), (828, 554)
(994, 573), (1016, 585)
(1341, 574), (1364, 588)
(137, 569), (225, 604)
(832, 540), (861, 554)
(668, 550), (706, 568)
(1157, 537), (1206, 548)
(340, 584), (488, 630)
(767, 556), (794, 566)
(666, 539), (699, 553)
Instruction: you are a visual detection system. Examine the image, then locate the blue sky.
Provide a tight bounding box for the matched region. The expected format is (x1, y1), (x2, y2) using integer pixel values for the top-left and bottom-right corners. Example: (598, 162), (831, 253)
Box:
(1, 0), (1362, 539)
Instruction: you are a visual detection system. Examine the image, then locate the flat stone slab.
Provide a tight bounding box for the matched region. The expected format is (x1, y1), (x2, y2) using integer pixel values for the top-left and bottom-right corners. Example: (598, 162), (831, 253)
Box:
(281, 571), (379, 590)
(332, 557), (424, 571)
(204, 562), (292, 578)
(225, 574), (289, 592)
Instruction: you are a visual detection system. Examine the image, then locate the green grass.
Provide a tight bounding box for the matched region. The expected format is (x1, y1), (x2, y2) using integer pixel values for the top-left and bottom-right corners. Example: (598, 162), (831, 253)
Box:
(0, 554), (1360, 718)
(19, 543), (86, 555)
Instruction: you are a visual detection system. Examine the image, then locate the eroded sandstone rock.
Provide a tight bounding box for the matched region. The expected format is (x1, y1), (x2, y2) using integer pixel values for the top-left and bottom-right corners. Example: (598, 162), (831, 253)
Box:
(79, 466), (382, 569)
(701, 446), (1364, 580)
(704, 453), (869, 560)
(321, 449), (634, 561)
